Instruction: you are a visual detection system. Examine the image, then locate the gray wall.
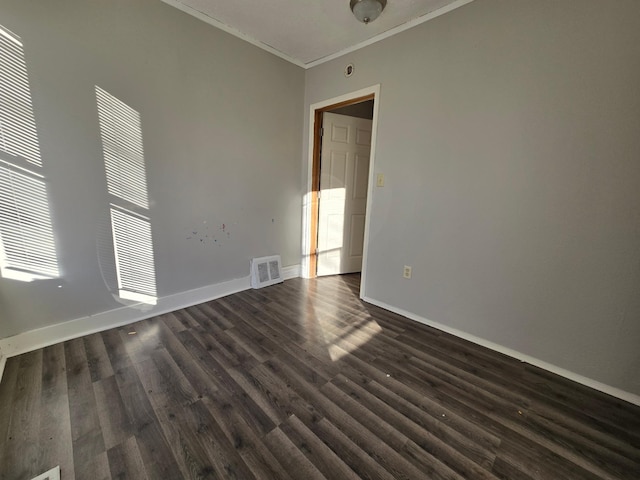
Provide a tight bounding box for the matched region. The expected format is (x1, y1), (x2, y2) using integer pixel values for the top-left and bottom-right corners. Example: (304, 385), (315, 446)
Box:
(0, 0), (304, 337)
(305, 0), (640, 395)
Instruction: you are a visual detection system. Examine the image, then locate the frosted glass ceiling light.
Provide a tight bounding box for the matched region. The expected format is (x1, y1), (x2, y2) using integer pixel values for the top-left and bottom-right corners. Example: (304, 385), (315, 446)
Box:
(350, 0), (387, 24)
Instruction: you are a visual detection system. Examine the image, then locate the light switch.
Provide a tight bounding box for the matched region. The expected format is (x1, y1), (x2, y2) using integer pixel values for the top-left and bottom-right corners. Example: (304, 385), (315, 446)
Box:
(376, 173), (385, 187)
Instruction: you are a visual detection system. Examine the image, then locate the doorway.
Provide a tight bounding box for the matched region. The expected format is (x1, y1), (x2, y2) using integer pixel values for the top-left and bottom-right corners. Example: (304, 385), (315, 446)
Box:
(316, 105), (373, 276)
(303, 85), (380, 299)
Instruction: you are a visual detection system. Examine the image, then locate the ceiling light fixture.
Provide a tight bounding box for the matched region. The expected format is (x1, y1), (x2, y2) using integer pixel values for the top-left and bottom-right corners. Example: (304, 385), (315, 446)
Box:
(350, 0), (387, 24)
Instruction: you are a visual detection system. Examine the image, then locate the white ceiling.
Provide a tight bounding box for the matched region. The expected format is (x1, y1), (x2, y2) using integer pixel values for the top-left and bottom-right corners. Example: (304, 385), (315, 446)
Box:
(161, 0), (474, 68)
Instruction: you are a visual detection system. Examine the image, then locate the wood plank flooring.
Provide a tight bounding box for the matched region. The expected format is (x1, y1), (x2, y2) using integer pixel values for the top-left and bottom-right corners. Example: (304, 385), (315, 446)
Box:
(1, 274), (639, 479)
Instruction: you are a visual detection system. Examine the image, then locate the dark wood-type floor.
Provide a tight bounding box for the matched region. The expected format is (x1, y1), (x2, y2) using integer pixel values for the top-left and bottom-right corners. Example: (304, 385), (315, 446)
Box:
(1, 274), (639, 479)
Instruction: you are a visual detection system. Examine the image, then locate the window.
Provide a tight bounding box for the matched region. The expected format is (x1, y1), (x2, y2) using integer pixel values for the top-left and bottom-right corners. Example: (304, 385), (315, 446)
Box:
(0, 25), (58, 282)
(96, 86), (157, 304)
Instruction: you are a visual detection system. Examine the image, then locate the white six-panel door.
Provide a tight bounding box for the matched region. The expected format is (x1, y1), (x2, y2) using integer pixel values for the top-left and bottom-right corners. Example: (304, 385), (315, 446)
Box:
(317, 112), (372, 276)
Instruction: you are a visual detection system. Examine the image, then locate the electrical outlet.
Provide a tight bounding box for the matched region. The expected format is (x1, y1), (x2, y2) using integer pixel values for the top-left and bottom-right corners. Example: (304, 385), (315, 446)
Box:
(403, 265), (412, 279)
(376, 173), (385, 187)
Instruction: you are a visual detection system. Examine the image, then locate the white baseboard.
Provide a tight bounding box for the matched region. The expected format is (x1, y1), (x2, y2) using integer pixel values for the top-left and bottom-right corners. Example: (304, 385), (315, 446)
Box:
(362, 296), (640, 407)
(0, 264), (302, 361)
(0, 348), (6, 385)
(30, 466), (60, 480)
(0, 276), (249, 358)
(281, 264), (301, 280)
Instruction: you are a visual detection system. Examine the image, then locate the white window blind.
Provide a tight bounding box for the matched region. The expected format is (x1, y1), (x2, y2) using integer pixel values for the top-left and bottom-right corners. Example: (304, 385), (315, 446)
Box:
(95, 86), (148, 209)
(0, 27), (41, 166)
(96, 86), (157, 304)
(110, 205), (157, 303)
(0, 25), (58, 282)
(0, 163), (58, 279)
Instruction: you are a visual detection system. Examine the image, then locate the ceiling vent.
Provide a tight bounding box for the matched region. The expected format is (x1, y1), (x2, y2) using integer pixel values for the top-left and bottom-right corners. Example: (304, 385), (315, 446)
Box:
(251, 255), (283, 289)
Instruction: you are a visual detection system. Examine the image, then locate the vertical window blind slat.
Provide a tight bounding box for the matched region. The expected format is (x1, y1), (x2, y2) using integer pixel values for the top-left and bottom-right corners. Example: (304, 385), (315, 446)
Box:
(0, 25), (58, 281)
(0, 165), (58, 277)
(97, 86), (157, 303)
(96, 86), (149, 209)
(0, 31), (41, 167)
(110, 207), (157, 298)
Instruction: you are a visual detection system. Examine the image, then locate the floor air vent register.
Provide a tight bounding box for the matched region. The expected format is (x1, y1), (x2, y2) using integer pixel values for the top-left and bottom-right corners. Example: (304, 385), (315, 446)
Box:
(250, 255), (283, 289)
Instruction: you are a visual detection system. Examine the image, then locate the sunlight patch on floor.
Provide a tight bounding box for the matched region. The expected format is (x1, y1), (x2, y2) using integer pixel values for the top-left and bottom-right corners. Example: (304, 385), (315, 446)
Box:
(327, 318), (382, 361)
(310, 276), (382, 362)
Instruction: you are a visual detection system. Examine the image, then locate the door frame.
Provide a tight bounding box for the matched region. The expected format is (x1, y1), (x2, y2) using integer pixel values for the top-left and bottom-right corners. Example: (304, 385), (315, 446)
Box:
(302, 84), (381, 299)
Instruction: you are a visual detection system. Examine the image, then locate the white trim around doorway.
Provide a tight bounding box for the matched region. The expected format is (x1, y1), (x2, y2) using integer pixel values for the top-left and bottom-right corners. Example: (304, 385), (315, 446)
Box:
(302, 84), (381, 301)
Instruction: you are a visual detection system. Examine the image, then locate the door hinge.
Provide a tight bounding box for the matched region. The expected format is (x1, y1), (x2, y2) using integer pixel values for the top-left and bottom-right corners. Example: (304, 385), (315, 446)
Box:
(320, 127), (324, 137)
(317, 190), (321, 199)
